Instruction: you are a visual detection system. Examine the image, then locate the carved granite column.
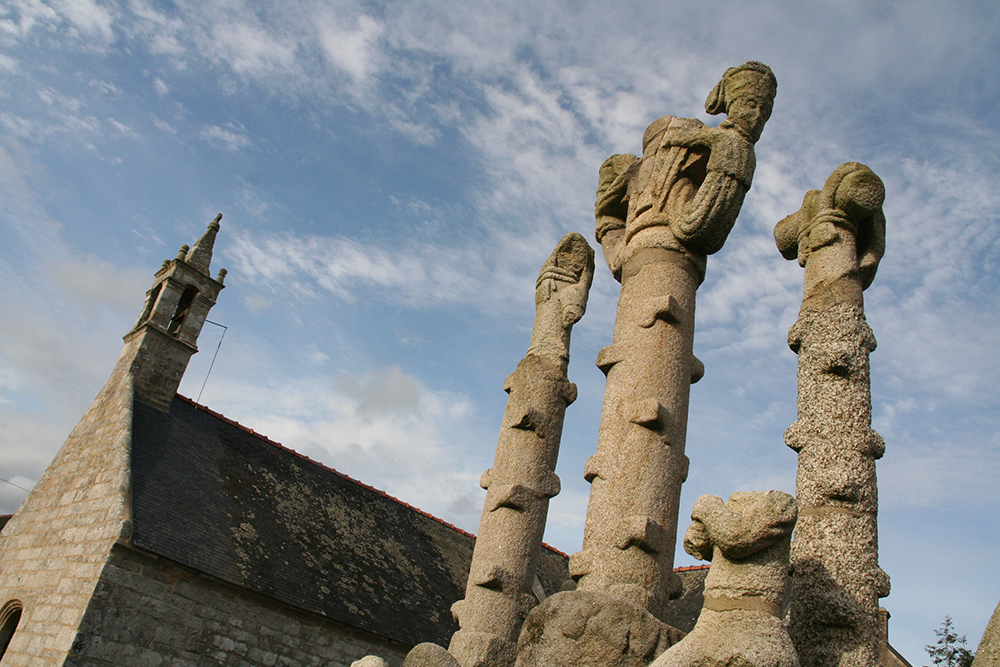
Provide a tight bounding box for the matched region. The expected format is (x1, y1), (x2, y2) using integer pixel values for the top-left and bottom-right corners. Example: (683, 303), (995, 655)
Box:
(448, 233), (594, 667)
(570, 62), (777, 618)
(775, 162), (891, 667)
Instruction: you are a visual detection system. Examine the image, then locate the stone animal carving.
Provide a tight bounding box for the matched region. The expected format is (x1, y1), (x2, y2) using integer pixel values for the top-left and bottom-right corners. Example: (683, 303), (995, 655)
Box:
(649, 491), (798, 667)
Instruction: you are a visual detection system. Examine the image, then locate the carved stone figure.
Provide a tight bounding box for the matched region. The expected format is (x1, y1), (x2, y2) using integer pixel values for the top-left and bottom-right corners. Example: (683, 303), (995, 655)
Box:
(572, 62), (777, 619)
(775, 162), (890, 667)
(652, 491), (799, 667)
(649, 491), (798, 667)
(446, 233), (595, 667)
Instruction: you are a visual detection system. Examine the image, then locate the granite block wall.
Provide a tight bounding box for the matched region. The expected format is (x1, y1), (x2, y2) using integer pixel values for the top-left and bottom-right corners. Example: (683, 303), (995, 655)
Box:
(0, 374), (134, 665)
(66, 544), (409, 667)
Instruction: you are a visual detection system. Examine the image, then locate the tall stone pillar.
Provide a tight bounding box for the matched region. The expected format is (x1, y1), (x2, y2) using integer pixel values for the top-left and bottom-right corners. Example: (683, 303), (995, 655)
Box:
(775, 162), (891, 667)
(448, 233), (594, 667)
(570, 62), (777, 619)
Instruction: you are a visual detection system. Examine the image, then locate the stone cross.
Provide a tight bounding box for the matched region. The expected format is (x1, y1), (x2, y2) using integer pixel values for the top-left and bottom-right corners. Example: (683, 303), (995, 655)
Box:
(447, 233), (594, 667)
(774, 162), (890, 667)
(571, 62), (777, 618)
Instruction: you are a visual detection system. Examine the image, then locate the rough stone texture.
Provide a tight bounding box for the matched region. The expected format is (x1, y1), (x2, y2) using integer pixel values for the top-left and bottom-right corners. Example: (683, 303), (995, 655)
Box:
(973, 602), (1000, 667)
(650, 491), (798, 667)
(65, 543), (408, 667)
(356, 657), (392, 667)
(573, 62), (777, 618)
(405, 643), (462, 667)
(0, 217), (224, 665)
(514, 590), (683, 667)
(775, 163), (890, 667)
(449, 234), (594, 667)
(0, 375), (134, 665)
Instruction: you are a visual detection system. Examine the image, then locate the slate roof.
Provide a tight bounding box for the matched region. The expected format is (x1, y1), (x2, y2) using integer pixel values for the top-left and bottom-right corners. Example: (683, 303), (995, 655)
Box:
(128, 395), (571, 648)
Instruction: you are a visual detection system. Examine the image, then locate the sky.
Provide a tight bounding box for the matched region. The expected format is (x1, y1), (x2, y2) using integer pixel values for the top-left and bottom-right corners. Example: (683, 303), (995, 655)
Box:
(0, 0), (998, 661)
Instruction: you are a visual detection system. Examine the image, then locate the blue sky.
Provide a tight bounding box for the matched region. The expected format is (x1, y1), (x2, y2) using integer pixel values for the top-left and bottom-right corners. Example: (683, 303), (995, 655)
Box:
(1, 0), (998, 661)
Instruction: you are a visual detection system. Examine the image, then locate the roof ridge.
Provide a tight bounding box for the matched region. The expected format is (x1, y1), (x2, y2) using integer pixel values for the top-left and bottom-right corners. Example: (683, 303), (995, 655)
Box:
(174, 394), (496, 546)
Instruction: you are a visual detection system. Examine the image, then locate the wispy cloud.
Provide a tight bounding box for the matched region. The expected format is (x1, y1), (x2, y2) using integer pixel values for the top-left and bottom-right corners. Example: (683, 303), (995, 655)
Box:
(200, 123), (254, 151)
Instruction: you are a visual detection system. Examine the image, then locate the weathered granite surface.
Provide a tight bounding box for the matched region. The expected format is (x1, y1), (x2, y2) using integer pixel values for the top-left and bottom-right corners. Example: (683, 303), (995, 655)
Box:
(515, 590), (682, 667)
(973, 602), (1000, 667)
(446, 234), (594, 667)
(650, 491), (798, 667)
(406, 643), (461, 667)
(776, 162), (890, 667)
(573, 61), (777, 618)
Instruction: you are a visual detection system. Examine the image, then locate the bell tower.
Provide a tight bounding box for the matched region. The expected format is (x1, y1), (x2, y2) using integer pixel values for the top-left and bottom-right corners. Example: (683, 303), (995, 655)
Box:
(115, 214), (227, 411)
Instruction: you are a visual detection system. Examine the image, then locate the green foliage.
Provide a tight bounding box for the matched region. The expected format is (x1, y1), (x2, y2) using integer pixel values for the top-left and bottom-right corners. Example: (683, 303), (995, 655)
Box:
(925, 616), (976, 667)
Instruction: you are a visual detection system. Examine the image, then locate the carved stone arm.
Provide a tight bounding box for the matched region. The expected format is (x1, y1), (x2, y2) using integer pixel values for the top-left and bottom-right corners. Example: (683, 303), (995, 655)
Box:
(595, 154), (638, 279)
(672, 171), (748, 256)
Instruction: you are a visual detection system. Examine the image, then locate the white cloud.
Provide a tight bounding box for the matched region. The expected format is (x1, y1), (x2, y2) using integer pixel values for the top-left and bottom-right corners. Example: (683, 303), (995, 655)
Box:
(200, 123), (254, 151)
(150, 115), (177, 134)
(153, 77), (169, 95)
(226, 231), (487, 306)
(0, 0), (59, 37)
(208, 19), (297, 77)
(106, 117), (138, 138)
(49, 0), (117, 42)
(89, 78), (121, 96)
(316, 13), (384, 85)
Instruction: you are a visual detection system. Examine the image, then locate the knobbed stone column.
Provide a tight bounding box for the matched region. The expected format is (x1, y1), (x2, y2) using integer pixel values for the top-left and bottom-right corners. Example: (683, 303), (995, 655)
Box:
(571, 62), (777, 618)
(448, 233), (594, 667)
(775, 162), (891, 667)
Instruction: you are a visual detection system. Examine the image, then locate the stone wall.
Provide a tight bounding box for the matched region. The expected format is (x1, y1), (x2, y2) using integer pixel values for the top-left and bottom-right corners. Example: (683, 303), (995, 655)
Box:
(0, 374), (134, 665)
(66, 543), (409, 667)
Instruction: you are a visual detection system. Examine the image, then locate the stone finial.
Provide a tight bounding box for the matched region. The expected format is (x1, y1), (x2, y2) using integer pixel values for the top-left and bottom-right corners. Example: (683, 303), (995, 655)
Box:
(774, 162), (885, 310)
(650, 491), (798, 667)
(185, 213), (223, 276)
(176, 245), (189, 260)
(526, 233), (595, 371)
(217, 268), (227, 284)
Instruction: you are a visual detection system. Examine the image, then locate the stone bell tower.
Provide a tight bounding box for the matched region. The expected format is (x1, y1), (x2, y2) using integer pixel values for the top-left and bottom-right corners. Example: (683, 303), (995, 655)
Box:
(114, 213), (227, 410)
(0, 214), (227, 664)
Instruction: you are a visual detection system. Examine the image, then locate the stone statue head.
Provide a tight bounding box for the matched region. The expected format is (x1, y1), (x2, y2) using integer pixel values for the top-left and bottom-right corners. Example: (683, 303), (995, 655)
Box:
(705, 61), (777, 143)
